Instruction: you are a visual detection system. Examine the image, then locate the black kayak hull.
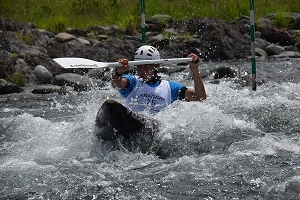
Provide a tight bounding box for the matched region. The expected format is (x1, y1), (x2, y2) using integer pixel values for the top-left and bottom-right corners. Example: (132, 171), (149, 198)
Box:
(94, 99), (159, 140)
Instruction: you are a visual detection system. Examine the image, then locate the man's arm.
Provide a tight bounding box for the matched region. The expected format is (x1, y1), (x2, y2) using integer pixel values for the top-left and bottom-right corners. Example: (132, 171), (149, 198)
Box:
(184, 53), (206, 101)
(111, 59), (130, 90)
(111, 73), (128, 89)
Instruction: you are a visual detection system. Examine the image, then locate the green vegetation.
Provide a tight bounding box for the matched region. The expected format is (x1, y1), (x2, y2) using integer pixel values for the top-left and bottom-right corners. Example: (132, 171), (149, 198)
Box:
(272, 12), (296, 29)
(0, 0), (299, 33)
(6, 72), (26, 87)
(14, 31), (35, 45)
(11, 52), (19, 59)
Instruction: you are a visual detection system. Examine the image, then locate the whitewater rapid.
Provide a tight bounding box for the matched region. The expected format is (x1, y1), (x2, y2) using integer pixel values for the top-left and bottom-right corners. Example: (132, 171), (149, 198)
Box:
(0, 59), (300, 199)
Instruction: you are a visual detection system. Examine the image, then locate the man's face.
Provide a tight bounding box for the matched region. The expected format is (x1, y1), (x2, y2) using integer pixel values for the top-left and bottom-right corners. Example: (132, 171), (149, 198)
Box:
(136, 64), (156, 82)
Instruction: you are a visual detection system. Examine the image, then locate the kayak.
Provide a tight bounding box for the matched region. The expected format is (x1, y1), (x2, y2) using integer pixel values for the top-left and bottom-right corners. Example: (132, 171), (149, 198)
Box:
(94, 99), (160, 141)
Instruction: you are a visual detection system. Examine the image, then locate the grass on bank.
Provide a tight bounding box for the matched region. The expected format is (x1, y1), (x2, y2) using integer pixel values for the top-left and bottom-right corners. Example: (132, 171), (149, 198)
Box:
(0, 0), (299, 33)
(6, 72), (26, 87)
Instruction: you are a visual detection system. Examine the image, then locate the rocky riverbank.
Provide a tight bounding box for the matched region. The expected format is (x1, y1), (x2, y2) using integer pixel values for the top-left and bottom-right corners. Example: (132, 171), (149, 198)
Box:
(1, 12), (300, 94)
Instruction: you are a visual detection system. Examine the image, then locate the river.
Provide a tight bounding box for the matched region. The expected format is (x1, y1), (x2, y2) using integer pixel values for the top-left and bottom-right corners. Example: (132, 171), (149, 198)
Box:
(0, 58), (300, 199)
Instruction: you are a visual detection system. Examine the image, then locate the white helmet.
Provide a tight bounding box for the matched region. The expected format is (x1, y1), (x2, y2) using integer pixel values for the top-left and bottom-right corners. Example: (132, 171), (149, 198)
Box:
(134, 45), (160, 60)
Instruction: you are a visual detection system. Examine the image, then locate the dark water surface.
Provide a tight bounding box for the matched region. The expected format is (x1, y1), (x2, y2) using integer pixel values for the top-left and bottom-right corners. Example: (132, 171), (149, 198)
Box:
(0, 59), (300, 199)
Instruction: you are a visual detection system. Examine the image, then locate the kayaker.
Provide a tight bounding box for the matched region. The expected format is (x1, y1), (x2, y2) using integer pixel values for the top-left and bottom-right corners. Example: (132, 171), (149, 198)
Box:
(111, 45), (206, 115)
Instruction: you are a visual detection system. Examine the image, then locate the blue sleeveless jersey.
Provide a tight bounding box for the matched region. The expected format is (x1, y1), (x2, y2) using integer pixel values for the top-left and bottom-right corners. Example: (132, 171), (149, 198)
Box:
(119, 74), (184, 103)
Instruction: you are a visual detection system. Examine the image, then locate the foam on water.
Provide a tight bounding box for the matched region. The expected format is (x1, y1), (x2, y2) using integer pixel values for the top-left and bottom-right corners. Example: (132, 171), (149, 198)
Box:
(1, 80), (297, 162)
(0, 61), (300, 198)
(1, 114), (89, 163)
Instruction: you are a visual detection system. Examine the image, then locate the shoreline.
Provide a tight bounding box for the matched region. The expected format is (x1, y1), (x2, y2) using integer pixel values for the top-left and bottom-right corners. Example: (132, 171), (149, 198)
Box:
(1, 13), (300, 94)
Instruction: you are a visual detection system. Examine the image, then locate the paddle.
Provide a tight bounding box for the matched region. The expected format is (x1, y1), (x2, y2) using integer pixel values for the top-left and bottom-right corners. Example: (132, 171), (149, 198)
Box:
(53, 57), (193, 69)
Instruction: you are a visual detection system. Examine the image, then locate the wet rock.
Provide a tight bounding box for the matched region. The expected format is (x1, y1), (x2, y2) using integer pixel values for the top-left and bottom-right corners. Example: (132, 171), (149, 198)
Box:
(231, 15), (251, 34)
(257, 18), (295, 46)
(0, 31), (44, 56)
(97, 35), (109, 41)
(66, 28), (88, 37)
(0, 17), (29, 32)
(146, 14), (174, 32)
(90, 25), (124, 36)
(0, 81), (24, 94)
(255, 38), (270, 50)
(148, 34), (170, 48)
(147, 34), (166, 43)
(255, 31), (262, 38)
(53, 73), (92, 91)
(35, 29), (56, 39)
(14, 58), (38, 84)
(283, 45), (297, 52)
(87, 32), (97, 39)
(275, 51), (300, 58)
(123, 35), (142, 43)
(265, 44), (286, 56)
(34, 65), (53, 84)
(213, 66), (237, 79)
(0, 50), (14, 79)
(151, 39), (170, 49)
(55, 32), (77, 43)
(232, 15), (251, 26)
(31, 85), (68, 94)
(255, 48), (268, 57)
(67, 38), (86, 47)
(185, 16), (250, 60)
(77, 37), (91, 46)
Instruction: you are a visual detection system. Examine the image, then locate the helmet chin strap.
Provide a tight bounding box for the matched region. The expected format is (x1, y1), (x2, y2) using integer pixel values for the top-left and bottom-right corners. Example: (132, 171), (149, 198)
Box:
(146, 69), (161, 84)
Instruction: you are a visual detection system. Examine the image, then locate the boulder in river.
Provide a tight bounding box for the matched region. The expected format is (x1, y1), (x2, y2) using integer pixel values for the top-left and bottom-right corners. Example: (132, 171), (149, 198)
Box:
(0, 81), (24, 94)
(53, 73), (92, 91)
(34, 65), (53, 84)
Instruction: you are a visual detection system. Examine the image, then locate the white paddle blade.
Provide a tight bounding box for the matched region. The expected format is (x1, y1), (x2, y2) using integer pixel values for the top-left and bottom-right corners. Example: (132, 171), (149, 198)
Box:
(53, 57), (193, 69)
(53, 58), (114, 68)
